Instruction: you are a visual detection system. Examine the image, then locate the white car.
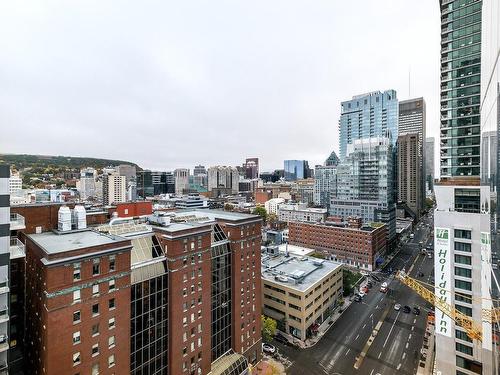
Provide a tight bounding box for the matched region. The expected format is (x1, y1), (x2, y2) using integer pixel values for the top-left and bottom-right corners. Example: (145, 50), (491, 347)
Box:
(358, 291), (366, 298)
(262, 343), (276, 354)
(394, 303), (401, 311)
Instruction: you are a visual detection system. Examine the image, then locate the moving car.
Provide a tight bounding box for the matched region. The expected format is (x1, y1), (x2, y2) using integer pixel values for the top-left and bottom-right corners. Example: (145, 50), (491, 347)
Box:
(354, 295), (362, 302)
(262, 343), (276, 354)
(380, 286), (388, 293)
(394, 303), (401, 311)
(403, 305), (411, 313)
(413, 307), (421, 315)
(358, 290), (366, 297)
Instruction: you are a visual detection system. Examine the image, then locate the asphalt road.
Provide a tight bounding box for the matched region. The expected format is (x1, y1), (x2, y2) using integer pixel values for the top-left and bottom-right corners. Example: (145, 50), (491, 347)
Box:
(274, 212), (435, 375)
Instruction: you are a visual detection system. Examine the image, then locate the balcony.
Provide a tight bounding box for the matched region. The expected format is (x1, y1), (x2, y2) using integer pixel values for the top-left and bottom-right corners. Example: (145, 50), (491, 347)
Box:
(9, 214), (25, 231)
(9, 237), (25, 259)
(0, 308), (8, 324)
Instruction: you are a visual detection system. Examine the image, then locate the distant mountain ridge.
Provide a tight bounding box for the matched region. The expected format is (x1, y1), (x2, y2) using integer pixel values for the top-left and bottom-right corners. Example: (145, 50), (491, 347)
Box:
(0, 153), (141, 172)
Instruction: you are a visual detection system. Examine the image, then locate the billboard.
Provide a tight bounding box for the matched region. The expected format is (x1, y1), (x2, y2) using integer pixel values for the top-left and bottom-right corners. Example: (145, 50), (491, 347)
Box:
(434, 227), (452, 337)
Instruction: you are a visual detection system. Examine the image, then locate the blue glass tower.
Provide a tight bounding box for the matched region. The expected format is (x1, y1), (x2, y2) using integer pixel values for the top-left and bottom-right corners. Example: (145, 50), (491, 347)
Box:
(284, 160), (309, 181)
(339, 90), (399, 160)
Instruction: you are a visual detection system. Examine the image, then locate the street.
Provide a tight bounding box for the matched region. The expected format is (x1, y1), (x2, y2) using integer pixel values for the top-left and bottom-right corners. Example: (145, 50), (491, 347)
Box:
(273, 212), (435, 375)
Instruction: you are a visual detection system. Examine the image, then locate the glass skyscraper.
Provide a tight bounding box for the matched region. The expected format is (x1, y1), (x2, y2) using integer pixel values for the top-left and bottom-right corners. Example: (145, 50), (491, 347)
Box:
(339, 90), (398, 160)
(284, 160), (310, 181)
(440, 0), (482, 178)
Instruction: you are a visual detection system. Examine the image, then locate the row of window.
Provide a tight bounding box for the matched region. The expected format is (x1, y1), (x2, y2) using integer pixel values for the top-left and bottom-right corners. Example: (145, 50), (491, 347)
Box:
(73, 256), (116, 282)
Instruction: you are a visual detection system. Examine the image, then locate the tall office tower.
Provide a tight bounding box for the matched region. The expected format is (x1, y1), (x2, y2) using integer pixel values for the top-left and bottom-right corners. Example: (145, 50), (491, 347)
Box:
(283, 160), (310, 181)
(243, 158), (259, 179)
(324, 150), (340, 167)
(102, 172), (127, 205)
(434, 1), (494, 373)
(313, 165), (337, 209)
(116, 164), (137, 201)
(339, 90), (398, 160)
(76, 167), (97, 201)
(398, 98), (426, 216)
(0, 166), (10, 374)
(193, 165), (207, 176)
(480, 131), (497, 188)
(207, 166), (239, 195)
(174, 168), (190, 195)
(425, 137), (436, 193)
(330, 138), (396, 243)
(291, 179), (315, 205)
(397, 133), (422, 218)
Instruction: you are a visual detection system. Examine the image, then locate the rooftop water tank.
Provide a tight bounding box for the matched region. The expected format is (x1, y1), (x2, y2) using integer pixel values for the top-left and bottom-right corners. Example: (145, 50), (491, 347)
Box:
(73, 205), (87, 230)
(58, 206), (72, 232)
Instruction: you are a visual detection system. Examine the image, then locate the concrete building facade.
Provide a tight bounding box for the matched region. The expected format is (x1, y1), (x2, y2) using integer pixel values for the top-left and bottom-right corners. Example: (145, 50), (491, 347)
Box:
(314, 165), (337, 209)
(278, 203), (327, 224)
(397, 133), (422, 218)
(174, 169), (190, 196)
(261, 253), (343, 341)
(102, 173), (127, 205)
(426, 137), (435, 194)
(207, 166), (239, 195)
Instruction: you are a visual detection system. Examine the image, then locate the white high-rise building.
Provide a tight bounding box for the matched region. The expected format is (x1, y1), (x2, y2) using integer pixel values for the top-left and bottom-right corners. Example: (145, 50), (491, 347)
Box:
(102, 172), (126, 205)
(174, 168), (189, 196)
(264, 198), (285, 215)
(314, 165), (337, 209)
(8, 173), (22, 195)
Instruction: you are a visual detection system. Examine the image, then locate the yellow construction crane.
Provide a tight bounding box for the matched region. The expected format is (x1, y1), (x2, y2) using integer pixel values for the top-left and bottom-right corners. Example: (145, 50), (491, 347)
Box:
(396, 271), (500, 342)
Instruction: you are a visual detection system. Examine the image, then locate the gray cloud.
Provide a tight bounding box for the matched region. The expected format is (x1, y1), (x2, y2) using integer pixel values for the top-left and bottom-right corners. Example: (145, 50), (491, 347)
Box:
(0, 0), (440, 172)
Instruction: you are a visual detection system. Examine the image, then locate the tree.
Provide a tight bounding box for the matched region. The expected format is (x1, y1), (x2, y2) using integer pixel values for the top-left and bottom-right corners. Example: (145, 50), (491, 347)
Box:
(261, 315), (277, 342)
(253, 206), (267, 223)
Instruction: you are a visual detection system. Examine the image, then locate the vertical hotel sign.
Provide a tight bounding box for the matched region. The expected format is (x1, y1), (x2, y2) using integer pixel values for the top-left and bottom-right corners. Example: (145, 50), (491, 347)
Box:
(481, 232), (493, 351)
(434, 227), (452, 337)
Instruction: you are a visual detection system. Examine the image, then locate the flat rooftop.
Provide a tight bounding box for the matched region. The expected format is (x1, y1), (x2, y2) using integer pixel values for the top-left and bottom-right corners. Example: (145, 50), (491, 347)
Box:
(261, 253), (342, 292)
(28, 230), (123, 255)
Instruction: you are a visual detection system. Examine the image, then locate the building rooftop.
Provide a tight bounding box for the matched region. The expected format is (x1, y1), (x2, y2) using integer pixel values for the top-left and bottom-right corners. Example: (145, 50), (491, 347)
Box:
(28, 230), (123, 255)
(261, 252), (342, 292)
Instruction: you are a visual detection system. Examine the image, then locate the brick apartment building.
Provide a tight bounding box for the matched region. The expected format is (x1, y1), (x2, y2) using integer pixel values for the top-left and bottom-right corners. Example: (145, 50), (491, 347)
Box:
(15, 203), (261, 375)
(288, 219), (387, 271)
(25, 229), (132, 374)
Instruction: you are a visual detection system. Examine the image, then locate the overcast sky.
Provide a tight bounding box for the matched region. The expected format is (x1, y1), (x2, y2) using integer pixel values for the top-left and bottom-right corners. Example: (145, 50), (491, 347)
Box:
(0, 0), (440, 172)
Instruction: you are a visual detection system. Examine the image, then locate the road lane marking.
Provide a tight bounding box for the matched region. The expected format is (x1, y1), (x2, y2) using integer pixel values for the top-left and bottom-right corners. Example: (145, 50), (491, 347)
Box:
(383, 310), (401, 348)
(346, 349), (350, 355)
(380, 297), (383, 302)
(355, 334), (359, 340)
(411, 326), (414, 331)
(370, 370), (374, 375)
(376, 304), (379, 309)
(408, 334), (412, 340)
(413, 318), (416, 324)
(378, 352), (382, 359)
(406, 342), (409, 349)
(369, 313), (373, 318)
(397, 363), (401, 370)
(402, 352), (406, 360)
(363, 324), (366, 329)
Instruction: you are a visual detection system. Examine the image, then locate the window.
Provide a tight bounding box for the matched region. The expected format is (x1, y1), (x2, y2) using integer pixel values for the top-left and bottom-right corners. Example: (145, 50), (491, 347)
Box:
(73, 263), (81, 281)
(455, 279), (472, 291)
(454, 242), (471, 252)
(456, 355), (481, 373)
(454, 229), (471, 240)
(183, 347), (187, 356)
(73, 352), (81, 366)
(73, 290), (81, 303)
(456, 304), (473, 317)
(108, 317), (115, 329)
(455, 267), (471, 278)
(92, 303), (99, 316)
(456, 294), (472, 304)
(92, 343), (99, 356)
(92, 284), (99, 297)
(456, 342), (473, 356)
(91, 363), (99, 375)
(108, 354), (115, 368)
(109, 280), (115, 292)
(73, 310), (81, 324)
(73, 331), (81, 345)
(109, 255), (116, 271)
(91, 323), (99, 336)
(108, 335), (115, 348)
(109, 298), (115, 310)
(456, 330), (473, 343)
(92, 259), (100, 276)
(455, 254), (471, 265)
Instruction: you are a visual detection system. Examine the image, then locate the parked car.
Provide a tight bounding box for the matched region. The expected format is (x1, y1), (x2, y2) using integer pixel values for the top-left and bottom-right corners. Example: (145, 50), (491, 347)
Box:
(417, 272), (424, 277)
(366, 281), (373, 288)
(413, 307), (421, 315)
(403, 305), (411, 313)
(354, 295), (362, 302)
(380, 286), (388, 293)
(262, 343), (277, 354)
(394, 303), (401, 311)
(358, 290), (366, 297)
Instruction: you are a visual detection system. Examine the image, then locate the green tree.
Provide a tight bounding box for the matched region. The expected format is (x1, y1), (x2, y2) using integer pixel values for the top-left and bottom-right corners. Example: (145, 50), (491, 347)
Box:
(261, 315), (277, 342)
(253, 206), (267, 223)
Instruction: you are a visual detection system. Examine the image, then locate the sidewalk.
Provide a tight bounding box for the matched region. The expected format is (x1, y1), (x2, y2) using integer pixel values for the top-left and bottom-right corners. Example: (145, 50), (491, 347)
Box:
(288, 298), (354, 349)
(417, 316), (435, 374)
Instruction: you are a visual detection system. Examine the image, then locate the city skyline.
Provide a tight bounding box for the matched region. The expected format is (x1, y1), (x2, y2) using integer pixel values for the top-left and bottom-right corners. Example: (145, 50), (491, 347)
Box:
(0, 1), (441, 173)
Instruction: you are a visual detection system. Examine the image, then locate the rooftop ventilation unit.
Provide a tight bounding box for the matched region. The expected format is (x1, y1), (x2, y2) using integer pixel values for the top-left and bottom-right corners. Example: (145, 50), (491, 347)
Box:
(58, 206), (72, 232)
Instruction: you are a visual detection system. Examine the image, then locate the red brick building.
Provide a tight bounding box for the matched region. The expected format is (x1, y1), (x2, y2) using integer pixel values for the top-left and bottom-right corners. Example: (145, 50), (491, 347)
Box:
(110, 201), (153, 218)
(24, 229), (132, 374)
(288, 220), (387, 271)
